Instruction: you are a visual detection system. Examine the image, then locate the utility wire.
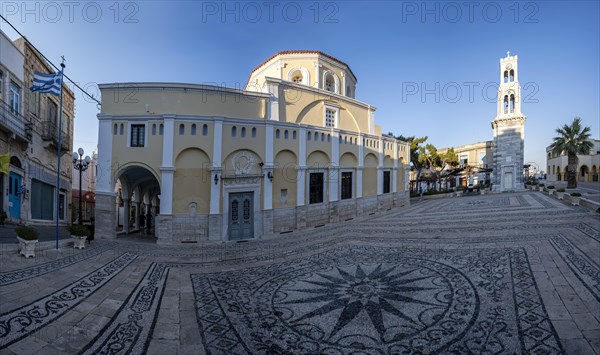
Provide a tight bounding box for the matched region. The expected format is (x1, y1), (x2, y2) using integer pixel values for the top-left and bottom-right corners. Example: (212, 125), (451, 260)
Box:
(0, 14), (101, 106)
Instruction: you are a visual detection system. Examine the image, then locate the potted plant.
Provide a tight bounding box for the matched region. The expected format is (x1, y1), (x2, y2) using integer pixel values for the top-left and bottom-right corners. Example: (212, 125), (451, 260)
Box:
(538, 183), (545, 192)
(69, 224), (91, 249)
(570, 192), (581, 206)
(546, 185), (555, 195)
(16, 226), (39, 258)
(0, 210), (6, 225)
(556, 188), (565, 200)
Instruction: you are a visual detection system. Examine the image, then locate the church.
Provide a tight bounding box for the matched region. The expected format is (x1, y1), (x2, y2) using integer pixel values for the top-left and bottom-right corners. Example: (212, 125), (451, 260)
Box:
(94, 51), (411, 243)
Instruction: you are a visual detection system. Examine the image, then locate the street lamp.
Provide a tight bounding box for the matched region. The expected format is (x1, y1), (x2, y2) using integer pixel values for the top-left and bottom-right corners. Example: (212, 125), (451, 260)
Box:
(72, 148), (91, 225)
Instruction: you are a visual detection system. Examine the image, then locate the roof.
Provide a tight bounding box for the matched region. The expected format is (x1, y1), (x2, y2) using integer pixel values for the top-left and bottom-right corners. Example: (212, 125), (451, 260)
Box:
(248, 50), (357, 85)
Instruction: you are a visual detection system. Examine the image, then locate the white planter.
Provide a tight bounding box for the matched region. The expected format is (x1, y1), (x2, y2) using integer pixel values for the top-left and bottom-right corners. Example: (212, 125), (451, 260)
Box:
(72, 235), (87, 249)
(571, 197), (580, 206)
(548, 189), (555, 195)
(17, 237), (38, 258)
(538, 187), (544, 192)
(557, 192), (564, 200)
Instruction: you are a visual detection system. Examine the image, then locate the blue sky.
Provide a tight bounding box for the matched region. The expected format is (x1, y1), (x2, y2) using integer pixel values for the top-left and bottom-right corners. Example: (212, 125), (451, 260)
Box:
(1, 1), (598, 170)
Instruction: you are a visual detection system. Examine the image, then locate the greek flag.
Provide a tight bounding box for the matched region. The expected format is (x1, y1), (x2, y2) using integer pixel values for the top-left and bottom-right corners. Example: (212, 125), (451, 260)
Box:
(30, 71), (62, 96)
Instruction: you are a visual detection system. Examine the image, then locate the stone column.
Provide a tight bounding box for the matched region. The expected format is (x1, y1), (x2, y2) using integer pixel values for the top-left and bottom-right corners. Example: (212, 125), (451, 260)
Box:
(134, 202), (140, 230)
(123, 198), (130, 233)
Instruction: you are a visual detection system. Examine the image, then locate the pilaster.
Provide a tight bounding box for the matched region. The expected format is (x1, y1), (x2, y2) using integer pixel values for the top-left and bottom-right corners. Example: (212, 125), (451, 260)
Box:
(329, 130), (339, 202)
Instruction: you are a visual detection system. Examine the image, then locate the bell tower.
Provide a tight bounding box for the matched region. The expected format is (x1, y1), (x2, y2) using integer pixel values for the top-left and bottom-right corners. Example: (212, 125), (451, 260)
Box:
(491, 51), (527, 192)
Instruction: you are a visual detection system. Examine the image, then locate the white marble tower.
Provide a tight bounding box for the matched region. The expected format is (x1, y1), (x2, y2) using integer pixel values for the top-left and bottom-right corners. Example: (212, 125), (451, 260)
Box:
(491, 52), (527, 192)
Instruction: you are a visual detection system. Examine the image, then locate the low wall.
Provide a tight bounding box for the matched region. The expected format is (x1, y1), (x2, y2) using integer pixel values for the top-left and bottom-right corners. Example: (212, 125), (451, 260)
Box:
(169, 192), (409, 243)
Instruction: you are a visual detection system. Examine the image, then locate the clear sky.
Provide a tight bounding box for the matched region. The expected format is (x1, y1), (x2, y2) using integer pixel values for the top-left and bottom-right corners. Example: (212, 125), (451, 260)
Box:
(1, 1), (598, 170)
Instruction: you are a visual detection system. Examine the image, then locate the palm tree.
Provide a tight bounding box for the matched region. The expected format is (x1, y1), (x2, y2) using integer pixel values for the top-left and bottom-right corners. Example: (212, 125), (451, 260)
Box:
(549, 117), (593, 188)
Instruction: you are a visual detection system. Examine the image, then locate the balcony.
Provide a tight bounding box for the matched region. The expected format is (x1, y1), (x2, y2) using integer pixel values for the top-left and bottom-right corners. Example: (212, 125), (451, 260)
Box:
(41, 120), (71, 152)
(0, 99), (31, 142)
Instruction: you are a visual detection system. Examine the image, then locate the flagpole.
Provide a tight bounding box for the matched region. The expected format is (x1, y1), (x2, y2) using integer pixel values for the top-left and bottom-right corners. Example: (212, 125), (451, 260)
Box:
(55, 60), (65, 250)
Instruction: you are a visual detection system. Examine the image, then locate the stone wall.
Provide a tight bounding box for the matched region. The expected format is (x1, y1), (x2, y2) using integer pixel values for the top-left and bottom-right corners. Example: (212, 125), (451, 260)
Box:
(306, 203), (330, 227)
(272, 207), (296, 233)
(171, 215), (208, 242)
(95, 192), (116, 239)
(98, 191), (410, 244)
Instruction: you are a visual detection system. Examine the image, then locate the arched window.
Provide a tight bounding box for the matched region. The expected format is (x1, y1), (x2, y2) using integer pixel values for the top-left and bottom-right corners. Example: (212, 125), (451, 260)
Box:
(202, 124), (208, 136)
(325, 73), (335, 92)
(179, 124), (185, 135)
(503, 95), (509, 114)
(159, 124), (164, 135)
(292, 130), (296, 139)
(284, 130), (289, 139)
(346, 86), (351, 97)
(339, 136), (342, 144)
(113, 124), (118, 135)
(152, 124), (156, 135)
(191, 124), (197, 135)
(509, 94), (515, 113)
(276, 129), (280, 139)
(314, 132), (319, 141)
(119, 124), (124, 135)
(241, 127), (246, 137)
(252, 127), (256, 138)
(344, 136), (348, 144)
(307, 131), (312, 141)
(10, 156), (21, 169)
(232, 126), (237, 137)
(503, 70), (508, 83)
(321, 133), (325, 142)
(509, 69), (514, 82)
(291, 71), (303, 83)
(327, 134), (331, 143)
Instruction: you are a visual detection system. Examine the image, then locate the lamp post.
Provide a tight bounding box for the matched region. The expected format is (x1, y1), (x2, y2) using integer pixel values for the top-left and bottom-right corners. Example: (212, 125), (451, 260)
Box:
(72, 148), (91, 225)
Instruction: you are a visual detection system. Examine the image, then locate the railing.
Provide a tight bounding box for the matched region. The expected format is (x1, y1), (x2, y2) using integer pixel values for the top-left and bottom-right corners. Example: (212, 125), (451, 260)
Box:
(0, 99), (30, 141)
(41, 120), (71, 151)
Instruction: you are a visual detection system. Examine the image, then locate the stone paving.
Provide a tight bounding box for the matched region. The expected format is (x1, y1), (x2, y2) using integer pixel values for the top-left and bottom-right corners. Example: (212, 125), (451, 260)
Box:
(0, 191), (599, 354)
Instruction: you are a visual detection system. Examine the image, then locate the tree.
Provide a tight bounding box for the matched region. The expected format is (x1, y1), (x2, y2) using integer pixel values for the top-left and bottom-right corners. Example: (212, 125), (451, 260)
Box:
(549, 117), (593, 189)
(437, 148), (459, 169)
(396, 135), (428, 190)
(436, 148), (459, 189)
(418, 144), (438, 169)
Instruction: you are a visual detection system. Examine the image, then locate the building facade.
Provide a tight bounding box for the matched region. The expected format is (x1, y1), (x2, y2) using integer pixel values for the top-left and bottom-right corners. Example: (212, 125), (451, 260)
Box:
(546, 139), (600, 182)
(491, 52), (527, 192)
(0, 30), (75, 224)
(439, 141), (493, 186)
(95, 51), (411, 244)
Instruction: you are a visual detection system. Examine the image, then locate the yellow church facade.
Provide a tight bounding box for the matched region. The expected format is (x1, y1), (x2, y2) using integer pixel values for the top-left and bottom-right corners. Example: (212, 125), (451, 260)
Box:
(95, 51), (410, 243)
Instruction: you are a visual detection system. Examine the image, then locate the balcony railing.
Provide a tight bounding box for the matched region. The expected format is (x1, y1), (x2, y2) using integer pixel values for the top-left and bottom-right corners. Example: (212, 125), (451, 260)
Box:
(0, 99), (31, 141)
(41, 120), (71, 151)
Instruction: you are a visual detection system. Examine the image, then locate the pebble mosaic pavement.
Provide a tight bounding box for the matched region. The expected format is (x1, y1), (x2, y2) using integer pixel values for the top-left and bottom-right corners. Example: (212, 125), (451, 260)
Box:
(0, 191), (598, 354)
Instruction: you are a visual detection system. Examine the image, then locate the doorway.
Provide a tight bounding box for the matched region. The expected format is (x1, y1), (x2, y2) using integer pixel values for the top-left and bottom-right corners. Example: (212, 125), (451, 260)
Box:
(8, 172), (21, 219)
(228, 192), (254, 240)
